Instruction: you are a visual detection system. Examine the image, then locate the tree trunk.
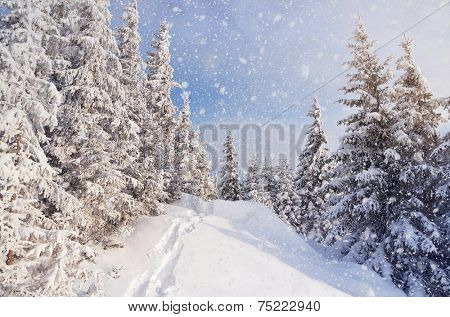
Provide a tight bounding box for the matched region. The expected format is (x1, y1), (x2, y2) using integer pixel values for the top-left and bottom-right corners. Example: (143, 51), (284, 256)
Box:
(6, 250), (13, 265)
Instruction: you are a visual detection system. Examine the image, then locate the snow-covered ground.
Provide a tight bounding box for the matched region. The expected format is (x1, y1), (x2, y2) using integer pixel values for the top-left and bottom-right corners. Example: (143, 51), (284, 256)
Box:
(94, 195), (404, 297)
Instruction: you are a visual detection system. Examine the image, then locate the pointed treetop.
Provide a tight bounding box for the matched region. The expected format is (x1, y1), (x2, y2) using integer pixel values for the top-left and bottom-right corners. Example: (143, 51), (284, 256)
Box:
(400, 35), (413, 56)
(181, 90), (191, 113)
(123, 0), (138, 27)
(353, 14), (372, 46)
(308, 97), (322, 120)
(395, 36), (431, 99)
(339, 15), (392, 112)
(152, 18), (170, 50)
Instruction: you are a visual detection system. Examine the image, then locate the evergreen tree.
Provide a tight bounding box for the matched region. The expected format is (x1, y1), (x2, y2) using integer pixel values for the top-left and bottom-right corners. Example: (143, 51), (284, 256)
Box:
(261, 156), (277, 206)
(0, 0), (94, 296)
(431, 132), (450, 295)
(391, 38), (443, 162)
(218, 130), (240, 200)
(0, 0), (59, 143)
(190, 131), (217, 200)
(0, 111), (94, 296)
(117, 0), (144, 182)
(43, 1), (73, 78)
(387, 38), (444, 214)
(117, 0), (163, 215)
(324, 17), (394, 264)
(432, 132), (449, 221)
(242, 156), (259, 200)
(146, 19), (179, 201)
(294, 98), (329, 239)
(273, 159), (299, 225)
(377, 38), (450, 296)
(51, 0), (138, 240)
(243, 156), (272, 208)
(118, 0), (145, 127)
(175, 92), (193, 194)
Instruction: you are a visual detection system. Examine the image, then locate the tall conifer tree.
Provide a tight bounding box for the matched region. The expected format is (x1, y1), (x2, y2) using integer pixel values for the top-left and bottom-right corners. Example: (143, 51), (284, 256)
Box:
(218, 130), (241, 201)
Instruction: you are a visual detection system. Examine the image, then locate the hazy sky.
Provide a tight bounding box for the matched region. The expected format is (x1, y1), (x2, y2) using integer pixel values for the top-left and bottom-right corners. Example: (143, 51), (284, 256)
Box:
(110, 0), (449, 169)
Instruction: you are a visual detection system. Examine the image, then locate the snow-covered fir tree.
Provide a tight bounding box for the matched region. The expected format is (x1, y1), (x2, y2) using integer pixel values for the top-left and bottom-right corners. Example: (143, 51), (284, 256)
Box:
(432, 132), (449, 223)
(146, 19), (179, 201)
(118, 0), (145, 127)
(51, 0), (139, 240)
(431, 132), (450, 295)
(387, 38), (444, 212)
(117, 0), (144, 186)
(377, 38), (450, 296)
(294, 98), (329, 239)
(242, 156), (259, 200)
(218, 130), (241, 201)
(174, 92), (193, 194)
(243, 156), (272, 208)
(273, 158), (299, 225)
(324, 16), (394, 262)
(391, 38), (444, 162)
(261, 156), (277, 206)
(0, 0), (94, 296)
(0, 0), (59, 144)
(0, 111), (95, 296)
(117, 0), (163, 215)
(189, 130), (217, 200)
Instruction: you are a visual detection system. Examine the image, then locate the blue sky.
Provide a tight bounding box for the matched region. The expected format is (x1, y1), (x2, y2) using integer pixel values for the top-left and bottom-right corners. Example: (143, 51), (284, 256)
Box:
(110, 0), (449, 169)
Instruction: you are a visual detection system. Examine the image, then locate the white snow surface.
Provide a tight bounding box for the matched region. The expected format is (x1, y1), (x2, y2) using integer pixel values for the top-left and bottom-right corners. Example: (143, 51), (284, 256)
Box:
(95, 194), (404, 297)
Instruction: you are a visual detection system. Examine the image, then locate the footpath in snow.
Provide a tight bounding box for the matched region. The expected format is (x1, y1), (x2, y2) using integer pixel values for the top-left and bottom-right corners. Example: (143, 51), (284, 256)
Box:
(94, 194), (404, 297)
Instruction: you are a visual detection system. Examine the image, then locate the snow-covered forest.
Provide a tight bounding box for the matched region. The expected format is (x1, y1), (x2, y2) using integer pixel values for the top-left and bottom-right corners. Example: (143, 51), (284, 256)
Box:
(0, 0), (449, 297)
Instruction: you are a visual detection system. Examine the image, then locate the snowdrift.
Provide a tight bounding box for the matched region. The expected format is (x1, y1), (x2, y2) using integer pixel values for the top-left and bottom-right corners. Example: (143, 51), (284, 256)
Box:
(94, 194), (404, 297)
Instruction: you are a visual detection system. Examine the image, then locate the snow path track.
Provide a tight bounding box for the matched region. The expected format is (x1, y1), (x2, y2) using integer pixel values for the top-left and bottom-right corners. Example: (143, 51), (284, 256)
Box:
(124, 208), (202, 296)
(95, 194), (404, 297)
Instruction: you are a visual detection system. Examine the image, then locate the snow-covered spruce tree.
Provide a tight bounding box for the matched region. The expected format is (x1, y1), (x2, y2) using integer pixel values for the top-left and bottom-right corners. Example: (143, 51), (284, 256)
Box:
(294, 97), (329, 240)
(0, 0), (94, 296)
(387, 38), (444, 211)
(273, 159), (299, 225)
(117, 0), (144, 184)
(146, 19), (180, 201)
(431, 132), (450, 295)
(189, 130), (217, 200)
(117, 0), (163, 215)
(243, 156), (272, 208)
(377, 39), (450, 296)
(174, 92), (193, 194)
(242, 157), (259, 200)
(0, 111), (95, 296)
(324, 17), (394, 263)
(218, 130), (241, 201)
(136, 131), (165, 216)
(118, 0), (145, 127)
(261, 156), (277, 207)
(52, 0), (139, 240)
(0, 0), (59, 144)
(140, 93), (168, 206)
(432, 132), (449, 224)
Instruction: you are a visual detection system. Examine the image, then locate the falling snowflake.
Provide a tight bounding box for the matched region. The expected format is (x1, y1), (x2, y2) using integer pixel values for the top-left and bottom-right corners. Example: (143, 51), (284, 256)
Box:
(273, 14), (282, 23)
(239, 57), (248, 64)
(301, 65), (310, 79)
